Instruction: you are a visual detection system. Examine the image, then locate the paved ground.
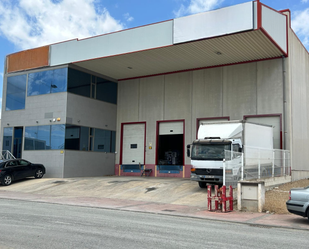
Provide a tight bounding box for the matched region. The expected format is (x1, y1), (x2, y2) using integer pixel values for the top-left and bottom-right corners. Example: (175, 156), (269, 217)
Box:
(0, 176), (308, 230)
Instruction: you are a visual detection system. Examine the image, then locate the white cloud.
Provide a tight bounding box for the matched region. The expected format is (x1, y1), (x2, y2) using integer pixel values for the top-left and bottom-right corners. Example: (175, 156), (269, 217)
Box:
(0, 0), (125, 50)
(124, 13), (134, 22)
(174, 0), (224, 17)
(292, 8), (309, 49)
(302, 0), (308, 3)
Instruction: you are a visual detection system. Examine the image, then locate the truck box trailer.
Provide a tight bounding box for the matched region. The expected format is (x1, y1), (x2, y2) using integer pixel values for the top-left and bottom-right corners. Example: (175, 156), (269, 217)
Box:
(187, 120), (273, 188)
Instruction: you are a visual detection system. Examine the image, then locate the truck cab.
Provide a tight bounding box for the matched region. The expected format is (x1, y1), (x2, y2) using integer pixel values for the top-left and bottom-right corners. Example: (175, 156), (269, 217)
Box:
(188, 137), (241, 188)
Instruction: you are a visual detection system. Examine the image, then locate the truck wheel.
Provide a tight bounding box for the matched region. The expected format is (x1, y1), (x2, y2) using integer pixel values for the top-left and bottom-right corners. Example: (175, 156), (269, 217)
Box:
(198, 182), (207, 188)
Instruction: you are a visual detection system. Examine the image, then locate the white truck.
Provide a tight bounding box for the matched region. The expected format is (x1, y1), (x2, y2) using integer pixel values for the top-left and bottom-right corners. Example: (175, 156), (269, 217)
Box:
(187, 120), (273, 188)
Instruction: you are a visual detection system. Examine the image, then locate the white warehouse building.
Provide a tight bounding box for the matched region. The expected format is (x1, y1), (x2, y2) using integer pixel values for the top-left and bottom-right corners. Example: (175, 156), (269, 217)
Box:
(1, 1), (309, 181)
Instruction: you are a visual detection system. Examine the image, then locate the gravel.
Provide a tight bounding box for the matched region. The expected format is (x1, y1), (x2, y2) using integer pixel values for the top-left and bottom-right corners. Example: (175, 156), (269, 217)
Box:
(263, 179), (309, 214)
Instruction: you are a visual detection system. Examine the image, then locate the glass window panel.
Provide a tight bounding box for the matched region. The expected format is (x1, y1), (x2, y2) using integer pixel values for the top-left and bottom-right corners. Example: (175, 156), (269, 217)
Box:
(6, 74), (26, 110)
(111, 131), (116, 153)
(96, 78), (117, 104)
(80, 127), (89, 151)
(65, 125), (89, 151)
(51, 124), (65, 149)
(37, 126), (51, 149)
(25, 125), (65, 150)
(68, 68), (91, 97)
(94, 129), (111, 152)
(89, 137), (93, 151)
(2, 127), (13, 151)
(28, 68), (67, 96)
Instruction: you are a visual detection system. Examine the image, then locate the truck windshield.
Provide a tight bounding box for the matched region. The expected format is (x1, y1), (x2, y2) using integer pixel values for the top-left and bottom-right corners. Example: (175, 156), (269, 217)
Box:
(191, 144), (231, 160)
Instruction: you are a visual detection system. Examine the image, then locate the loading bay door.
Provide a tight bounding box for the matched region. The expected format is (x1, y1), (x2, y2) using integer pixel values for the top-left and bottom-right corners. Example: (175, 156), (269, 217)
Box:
(158, 121), (184, 167)
(122, 123), (145, 165)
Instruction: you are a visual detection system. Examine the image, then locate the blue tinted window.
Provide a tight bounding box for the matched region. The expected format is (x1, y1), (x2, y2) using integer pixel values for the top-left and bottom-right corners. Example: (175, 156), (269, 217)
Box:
(2, 127), (13, 151)
(96, 78), (117, 104)
(28, 68), (67, 96)
(68, 68), (91, 97)
(24, 125), (65, 150)
(51, 125), (65, 149)
(6, 74), (26, 110)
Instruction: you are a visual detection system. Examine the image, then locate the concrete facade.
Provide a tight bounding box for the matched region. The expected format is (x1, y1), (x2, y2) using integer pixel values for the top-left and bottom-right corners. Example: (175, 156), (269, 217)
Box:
(1, 1), (308, 180)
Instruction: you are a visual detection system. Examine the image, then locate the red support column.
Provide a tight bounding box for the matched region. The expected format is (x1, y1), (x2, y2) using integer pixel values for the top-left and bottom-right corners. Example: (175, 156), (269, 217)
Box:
(222, 185), (226, 212)
(229, 185), (233, 211)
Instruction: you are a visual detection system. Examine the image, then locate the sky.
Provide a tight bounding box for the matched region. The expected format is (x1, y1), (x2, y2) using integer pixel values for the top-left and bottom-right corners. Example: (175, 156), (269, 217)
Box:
(0, 0), (309, 117)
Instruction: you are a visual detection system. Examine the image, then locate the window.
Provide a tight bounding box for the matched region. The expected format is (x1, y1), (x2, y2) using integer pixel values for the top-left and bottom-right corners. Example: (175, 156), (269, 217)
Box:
(65, 125), (115, 152)
(68, 68), (91, 97)
(24, 125), (65, 150)
(65, 125), (89, 151)
(96, 77), (117, 104)
(19, 160), (29, 166)
(28, 68), (67, 96)
(2, 127), (13, 151)
(6, 74), (27, 110)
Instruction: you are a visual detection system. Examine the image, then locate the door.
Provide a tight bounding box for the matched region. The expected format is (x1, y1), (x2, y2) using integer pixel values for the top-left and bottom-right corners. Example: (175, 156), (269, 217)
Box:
(122, 123), (145, 165)
(13, 127), (23, 158)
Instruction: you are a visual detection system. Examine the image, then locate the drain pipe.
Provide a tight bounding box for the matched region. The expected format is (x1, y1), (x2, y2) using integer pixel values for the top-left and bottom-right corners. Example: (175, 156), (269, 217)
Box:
(282, 56), (287, 150)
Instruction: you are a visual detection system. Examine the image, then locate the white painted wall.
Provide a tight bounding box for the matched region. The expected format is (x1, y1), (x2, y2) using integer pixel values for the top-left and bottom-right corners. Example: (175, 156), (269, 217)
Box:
(262, 5), (287, 54)
(50, 21), (173, 66)
(23, 150), (65, 178)
(66, 93), (117, 130)
(174, 2), (254, 44)
(288, 28), (309, 178)
(117, 59), (284, 166)
(64, 150), (115, 177)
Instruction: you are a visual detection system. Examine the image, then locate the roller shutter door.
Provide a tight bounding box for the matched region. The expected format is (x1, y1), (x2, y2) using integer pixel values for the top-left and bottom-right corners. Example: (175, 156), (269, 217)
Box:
(122, 124), (145, 164)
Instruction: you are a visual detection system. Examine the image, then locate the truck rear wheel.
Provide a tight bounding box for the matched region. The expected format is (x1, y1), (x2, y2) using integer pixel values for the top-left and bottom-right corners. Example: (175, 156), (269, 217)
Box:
(198, 182), (207, 188)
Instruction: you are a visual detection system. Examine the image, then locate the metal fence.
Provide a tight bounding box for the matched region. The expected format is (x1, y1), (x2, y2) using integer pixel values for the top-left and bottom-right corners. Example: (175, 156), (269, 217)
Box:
(223, 147), (291, 188)
(0, 150), (16, 160)
(243, 146), (290, 180)
(223, 150), (243, 188)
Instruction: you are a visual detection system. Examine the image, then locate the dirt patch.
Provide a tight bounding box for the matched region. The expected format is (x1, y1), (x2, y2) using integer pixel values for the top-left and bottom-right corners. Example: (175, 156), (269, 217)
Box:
(264, 179), (309, 214)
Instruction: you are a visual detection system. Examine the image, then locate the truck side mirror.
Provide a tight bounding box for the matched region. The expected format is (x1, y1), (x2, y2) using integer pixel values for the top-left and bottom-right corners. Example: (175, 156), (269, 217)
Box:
(187, 144), (191, 157)
(239, 147), (242, 153)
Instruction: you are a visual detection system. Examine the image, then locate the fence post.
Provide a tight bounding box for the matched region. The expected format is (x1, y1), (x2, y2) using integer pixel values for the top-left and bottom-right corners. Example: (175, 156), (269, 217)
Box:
(258, 149), (261, 179)
(241, 153), (244, 180)
(223, 159), (226, 186)
(283, 151), (286, 176)
(272, 151), (275, 177)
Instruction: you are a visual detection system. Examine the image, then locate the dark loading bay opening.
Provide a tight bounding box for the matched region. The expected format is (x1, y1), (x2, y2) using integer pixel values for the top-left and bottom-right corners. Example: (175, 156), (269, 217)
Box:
(158, 134), (183, 165)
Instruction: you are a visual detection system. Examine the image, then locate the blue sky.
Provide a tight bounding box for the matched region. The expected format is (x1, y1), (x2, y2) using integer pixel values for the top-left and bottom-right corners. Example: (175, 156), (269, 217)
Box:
(0, 0), (309, 117)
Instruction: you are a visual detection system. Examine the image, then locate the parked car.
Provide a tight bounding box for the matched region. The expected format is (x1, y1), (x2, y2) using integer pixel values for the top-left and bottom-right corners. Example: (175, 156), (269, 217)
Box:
(286, 186), (309, 220)
(0, 159), (45, 186)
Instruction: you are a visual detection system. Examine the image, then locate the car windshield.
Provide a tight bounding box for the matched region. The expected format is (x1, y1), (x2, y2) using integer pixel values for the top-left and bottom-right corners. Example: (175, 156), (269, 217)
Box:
(191, 143), (231, 160)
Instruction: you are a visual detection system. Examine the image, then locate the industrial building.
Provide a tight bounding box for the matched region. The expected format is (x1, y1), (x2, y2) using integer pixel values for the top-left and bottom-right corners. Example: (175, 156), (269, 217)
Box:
(1, 1), (308, 181)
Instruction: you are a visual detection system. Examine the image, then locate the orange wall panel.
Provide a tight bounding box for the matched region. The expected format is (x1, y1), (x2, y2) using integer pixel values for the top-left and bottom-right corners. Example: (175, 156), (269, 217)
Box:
(7, 46), (49, 73)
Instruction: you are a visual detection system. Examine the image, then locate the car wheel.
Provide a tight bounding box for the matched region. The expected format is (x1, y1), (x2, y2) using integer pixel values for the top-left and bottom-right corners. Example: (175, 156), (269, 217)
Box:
(1, 175), (12, 186)
(198, 182), (207, 188)
(307, 208), (309, 220)
(35, 169), (44, 179)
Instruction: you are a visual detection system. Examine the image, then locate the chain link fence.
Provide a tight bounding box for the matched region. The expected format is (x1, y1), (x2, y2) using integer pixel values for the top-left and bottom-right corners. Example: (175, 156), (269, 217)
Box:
(223, 147), (291, 188)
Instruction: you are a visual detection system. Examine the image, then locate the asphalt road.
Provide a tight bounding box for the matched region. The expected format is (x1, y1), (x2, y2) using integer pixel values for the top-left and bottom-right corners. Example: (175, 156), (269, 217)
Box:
(0, 199), (308, 249)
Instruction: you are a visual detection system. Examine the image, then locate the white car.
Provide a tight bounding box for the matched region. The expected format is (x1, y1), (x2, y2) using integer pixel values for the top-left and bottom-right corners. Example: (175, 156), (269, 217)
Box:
(286, 186), (309, 220)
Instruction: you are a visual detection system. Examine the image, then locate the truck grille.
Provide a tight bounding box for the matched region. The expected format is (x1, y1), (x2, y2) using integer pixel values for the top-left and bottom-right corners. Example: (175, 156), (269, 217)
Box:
(195, 169), (223, 176)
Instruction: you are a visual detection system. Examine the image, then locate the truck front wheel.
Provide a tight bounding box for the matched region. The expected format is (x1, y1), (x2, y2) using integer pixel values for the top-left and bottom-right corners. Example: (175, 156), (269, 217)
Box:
(198, 182), (207, 188)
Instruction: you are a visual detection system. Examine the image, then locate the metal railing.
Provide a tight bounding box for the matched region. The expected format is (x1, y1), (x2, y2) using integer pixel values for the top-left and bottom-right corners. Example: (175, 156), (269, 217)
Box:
(223, 147), (291, 187)
(0, 150), (16, 160)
